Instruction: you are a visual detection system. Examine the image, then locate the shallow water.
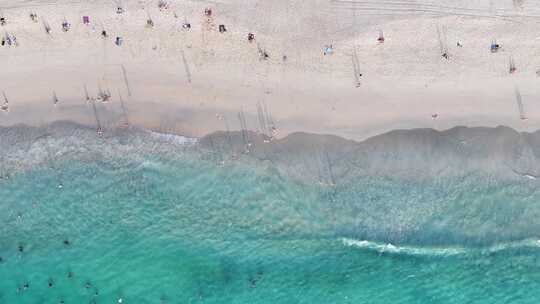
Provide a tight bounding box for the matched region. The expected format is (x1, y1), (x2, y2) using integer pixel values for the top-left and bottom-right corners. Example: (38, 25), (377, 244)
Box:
(2, 128), (540, 303)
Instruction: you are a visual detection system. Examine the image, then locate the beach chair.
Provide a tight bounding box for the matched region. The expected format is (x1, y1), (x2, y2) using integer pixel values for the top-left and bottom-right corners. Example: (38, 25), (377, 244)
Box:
(62, 21), (70, 32)
(377, 30), (384, 43)
(158, 0), (168, 10)
(490, 41), (500, 53)
(509, 58), (517, 74)
(324, 45), (333, 55)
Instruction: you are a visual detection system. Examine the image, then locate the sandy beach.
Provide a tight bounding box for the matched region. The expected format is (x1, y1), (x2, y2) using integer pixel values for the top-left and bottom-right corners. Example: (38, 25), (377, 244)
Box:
(5, 2), (540, 301)
(1, 0), (540, 140)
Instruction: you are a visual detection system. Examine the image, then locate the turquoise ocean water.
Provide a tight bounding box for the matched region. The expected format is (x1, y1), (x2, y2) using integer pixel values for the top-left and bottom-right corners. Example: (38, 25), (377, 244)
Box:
(2, 132), (540, 303)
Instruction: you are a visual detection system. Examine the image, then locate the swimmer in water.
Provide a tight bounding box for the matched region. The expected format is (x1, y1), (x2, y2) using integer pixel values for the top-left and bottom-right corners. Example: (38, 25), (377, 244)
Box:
(48, 278), (54, 288)
(18, 244), (24, 253)
(67, 271), (74, 278)
(63, 239), (70, 246)
(85, 282), (92, 289)
(23, 282), (29, 290)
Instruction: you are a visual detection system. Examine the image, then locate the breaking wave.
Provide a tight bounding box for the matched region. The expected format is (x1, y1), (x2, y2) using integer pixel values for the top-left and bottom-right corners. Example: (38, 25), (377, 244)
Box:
(3, 122), (540, 248)
(342, 237), (540, 257)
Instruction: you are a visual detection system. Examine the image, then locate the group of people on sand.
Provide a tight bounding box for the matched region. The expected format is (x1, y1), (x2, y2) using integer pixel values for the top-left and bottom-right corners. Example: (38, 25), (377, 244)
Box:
(0, 3), (264, 51)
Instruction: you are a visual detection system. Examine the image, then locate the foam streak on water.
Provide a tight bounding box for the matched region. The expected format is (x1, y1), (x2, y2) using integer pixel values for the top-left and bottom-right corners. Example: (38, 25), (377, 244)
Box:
(341, 237), (540, 257)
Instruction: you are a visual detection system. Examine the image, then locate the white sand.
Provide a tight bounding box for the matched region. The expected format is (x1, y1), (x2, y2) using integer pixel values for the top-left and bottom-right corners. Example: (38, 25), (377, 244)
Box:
(1, 0), (540, 140)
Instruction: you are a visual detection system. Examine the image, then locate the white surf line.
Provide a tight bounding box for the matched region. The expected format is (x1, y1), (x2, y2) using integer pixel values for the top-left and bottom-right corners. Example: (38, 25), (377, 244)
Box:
(341, 238), (467, 256)
(505, 162), (540, 180)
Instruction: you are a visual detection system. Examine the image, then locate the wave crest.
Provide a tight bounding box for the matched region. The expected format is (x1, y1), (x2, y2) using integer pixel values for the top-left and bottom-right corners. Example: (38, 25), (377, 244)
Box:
(341, 237), (540, 257)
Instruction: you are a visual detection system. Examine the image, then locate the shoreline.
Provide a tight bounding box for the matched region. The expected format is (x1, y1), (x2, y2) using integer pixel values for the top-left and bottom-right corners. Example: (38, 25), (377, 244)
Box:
(1, 0), (540, 140)
(0, 98), (536, 142)
(0, 118), (532, 141)
(0, 118), (536, 144)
